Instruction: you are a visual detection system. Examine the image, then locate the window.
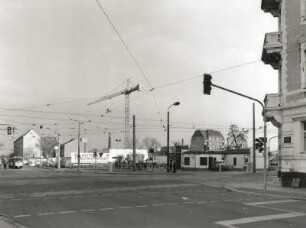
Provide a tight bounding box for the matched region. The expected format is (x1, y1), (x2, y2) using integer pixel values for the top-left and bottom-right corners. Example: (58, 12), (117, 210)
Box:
(200, 157), (208, 166)
(233, 157), (237, 167)
(184, 157), (190, 166)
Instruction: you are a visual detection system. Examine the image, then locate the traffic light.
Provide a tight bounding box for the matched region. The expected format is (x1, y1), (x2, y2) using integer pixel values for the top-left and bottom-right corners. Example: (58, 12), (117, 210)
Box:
(203, 74), (212, 95)
(255, 138), (264, 153)
(93, 149), (97, 157)
(7, 126), (12, 135)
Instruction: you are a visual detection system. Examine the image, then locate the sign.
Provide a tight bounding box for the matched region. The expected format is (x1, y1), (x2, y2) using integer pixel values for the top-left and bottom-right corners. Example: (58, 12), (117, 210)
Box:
(71, 152), (109, 164)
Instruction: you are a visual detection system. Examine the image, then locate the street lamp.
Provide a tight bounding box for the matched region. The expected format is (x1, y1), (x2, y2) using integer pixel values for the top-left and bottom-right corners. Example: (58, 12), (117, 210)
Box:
(70, 117), (91, 172)
(167, 101), (180, 172)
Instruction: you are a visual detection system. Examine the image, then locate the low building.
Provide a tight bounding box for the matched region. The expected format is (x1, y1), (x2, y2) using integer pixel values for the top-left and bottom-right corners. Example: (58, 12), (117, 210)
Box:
(13, 130), (41, 161)
(182, 149), (250, 171)
(182, 129), (250, 171)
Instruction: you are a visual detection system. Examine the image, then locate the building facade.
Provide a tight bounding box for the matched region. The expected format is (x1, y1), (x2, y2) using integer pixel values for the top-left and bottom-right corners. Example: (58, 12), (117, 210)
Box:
(13, 130), (41, 160)
(182, 129), (250, 170)
(262, 0), (306, 186)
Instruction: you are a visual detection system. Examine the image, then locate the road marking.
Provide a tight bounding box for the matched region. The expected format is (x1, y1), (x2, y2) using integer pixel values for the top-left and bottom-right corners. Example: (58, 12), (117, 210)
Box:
(59, 211), (76, 214)
(118, 206), (133, 209)
(135, 205), (148, 208)
(245, 199), (298, 206)
(152, 203), (165, 207)
(215, 212), (306, 228)
(38, 212), (54, 216)
(81, 209), (95, 212)
(183, 202), (195, 204)
(196, 201), (208, 204)
(99, 208), (114, 211)
(166, 203), (179, 206)
(14, 215), (31, 218)
(10, 199), (22, 201)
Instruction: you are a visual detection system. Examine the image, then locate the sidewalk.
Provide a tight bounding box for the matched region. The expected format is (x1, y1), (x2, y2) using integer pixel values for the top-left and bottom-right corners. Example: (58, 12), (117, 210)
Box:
(220, 171), (306, 200)
(0, 215), (26, 228)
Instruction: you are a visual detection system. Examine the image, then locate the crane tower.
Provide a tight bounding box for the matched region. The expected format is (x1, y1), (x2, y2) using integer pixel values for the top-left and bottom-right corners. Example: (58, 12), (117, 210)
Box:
(88, 79), (141, 148)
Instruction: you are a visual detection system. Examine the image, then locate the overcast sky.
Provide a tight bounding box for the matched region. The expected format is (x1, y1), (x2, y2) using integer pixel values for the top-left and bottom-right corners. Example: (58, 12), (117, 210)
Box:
(0, 0), (278, 152)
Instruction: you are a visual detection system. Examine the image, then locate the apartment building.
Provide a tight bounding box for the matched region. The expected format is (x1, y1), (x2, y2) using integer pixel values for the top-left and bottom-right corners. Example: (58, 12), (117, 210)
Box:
(262, 0), (306, 186)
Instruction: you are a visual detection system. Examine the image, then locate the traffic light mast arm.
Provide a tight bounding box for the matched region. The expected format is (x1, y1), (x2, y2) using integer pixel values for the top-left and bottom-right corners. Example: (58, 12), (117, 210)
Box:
(211, 83), (264, 110)
(209, 82), (268, 192)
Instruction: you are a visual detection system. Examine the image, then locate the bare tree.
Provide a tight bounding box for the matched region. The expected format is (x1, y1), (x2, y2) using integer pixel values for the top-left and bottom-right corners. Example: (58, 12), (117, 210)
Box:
(227, 124), (248, 149)
(142, 137), (161, 151)
(40, 137), (58, 158)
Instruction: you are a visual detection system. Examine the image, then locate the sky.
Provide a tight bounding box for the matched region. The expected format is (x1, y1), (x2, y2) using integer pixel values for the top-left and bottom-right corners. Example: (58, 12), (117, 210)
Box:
(0, 0), (278, 153)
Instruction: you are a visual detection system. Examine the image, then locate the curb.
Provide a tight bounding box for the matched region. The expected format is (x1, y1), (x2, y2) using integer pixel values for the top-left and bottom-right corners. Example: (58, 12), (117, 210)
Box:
(0, 214), (27, 228)
(224, 185), (306, 201)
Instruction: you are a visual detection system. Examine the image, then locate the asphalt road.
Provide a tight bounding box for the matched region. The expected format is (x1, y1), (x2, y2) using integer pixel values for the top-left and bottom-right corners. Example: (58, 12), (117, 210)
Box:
(1, 168), (306, 228)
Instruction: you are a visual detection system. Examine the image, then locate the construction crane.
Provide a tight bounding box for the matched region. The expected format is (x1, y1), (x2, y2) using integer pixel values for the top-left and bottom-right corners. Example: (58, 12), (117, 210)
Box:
(88, 80), (141, 148)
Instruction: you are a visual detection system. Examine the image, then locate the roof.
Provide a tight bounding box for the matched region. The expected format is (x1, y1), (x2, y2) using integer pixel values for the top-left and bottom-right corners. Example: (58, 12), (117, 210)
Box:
(61, 138), (76, 146)
(192, 129), (225, 141)
(13, 130), (39, 143)
(183, 149), (250, 155)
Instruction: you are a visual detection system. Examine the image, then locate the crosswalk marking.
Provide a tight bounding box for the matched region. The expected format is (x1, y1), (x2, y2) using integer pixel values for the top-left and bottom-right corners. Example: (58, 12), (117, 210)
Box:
(216, 212), (306, 228)
(245, 199), (298, 206)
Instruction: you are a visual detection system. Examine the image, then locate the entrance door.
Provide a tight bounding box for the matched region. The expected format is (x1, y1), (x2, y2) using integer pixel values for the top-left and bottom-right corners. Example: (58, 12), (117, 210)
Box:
(208, 156), (214, 170)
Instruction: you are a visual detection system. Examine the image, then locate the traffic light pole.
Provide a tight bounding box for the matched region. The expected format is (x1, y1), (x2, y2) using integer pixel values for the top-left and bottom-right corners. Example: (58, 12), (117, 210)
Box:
(211, 83), (268, 192)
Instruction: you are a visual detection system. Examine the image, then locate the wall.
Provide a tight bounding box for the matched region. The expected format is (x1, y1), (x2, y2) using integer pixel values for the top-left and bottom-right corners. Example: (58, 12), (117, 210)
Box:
(224, 154), (247, 170)
(23, 130), (41, 158)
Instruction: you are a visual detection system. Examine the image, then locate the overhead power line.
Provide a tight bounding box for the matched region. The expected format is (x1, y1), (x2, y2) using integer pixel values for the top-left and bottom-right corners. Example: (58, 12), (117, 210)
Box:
(95, 0), (154, 89)
(153, 59), (261, 90)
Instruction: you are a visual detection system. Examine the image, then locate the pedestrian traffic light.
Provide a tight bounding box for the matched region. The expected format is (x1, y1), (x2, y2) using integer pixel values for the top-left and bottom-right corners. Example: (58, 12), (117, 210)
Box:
(255, 138), (264, 152)
(203, 74), (212, 95)
(7, 126), (11, 135)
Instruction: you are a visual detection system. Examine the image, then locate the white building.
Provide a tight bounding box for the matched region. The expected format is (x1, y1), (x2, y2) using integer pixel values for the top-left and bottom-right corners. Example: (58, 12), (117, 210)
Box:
(13, 130), (41, 160)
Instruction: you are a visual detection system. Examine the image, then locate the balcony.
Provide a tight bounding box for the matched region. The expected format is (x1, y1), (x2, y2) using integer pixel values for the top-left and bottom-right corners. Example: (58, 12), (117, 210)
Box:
(264, 93), (282, 128)
(262, 32), (282, 70)
(261, 0), (281, 17)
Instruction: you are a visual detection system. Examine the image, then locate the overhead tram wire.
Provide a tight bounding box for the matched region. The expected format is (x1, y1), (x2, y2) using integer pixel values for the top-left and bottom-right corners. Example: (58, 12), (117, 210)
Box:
(0, 58), (266, 128)
(94, 0), (166, 130)
(0, 58), (262, 120)
(153, 59), (261, 90)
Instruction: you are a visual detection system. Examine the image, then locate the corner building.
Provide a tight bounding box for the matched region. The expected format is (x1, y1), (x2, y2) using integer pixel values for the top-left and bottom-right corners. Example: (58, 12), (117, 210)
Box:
(262, 0), (306, 186)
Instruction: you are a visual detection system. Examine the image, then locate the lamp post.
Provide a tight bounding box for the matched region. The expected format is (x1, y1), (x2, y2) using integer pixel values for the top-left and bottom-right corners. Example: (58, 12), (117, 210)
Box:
(70, 118), (91, 172)
(268, 135), (278, 166)
(167, 101), (180, 172)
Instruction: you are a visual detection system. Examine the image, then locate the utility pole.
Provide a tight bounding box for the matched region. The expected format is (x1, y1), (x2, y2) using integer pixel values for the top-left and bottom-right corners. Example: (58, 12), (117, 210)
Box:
(57, 133), (61, 170)
(253, 103), (256, 173)
(108, 132), (112, 149)
(181, 138), (184, 170)
(70, 118), (91, 172)
(133, 115), (136, 172)
(77, 122), (81, 172)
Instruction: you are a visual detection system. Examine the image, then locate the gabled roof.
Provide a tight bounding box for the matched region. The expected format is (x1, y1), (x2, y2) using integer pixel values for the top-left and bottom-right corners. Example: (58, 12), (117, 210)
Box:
(14, 130), (39, 143)
(61, 138), (76, 146)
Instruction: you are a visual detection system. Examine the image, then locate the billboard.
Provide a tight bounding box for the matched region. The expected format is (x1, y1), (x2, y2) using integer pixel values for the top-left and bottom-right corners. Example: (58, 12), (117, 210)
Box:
(71, 152), (109, 164)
